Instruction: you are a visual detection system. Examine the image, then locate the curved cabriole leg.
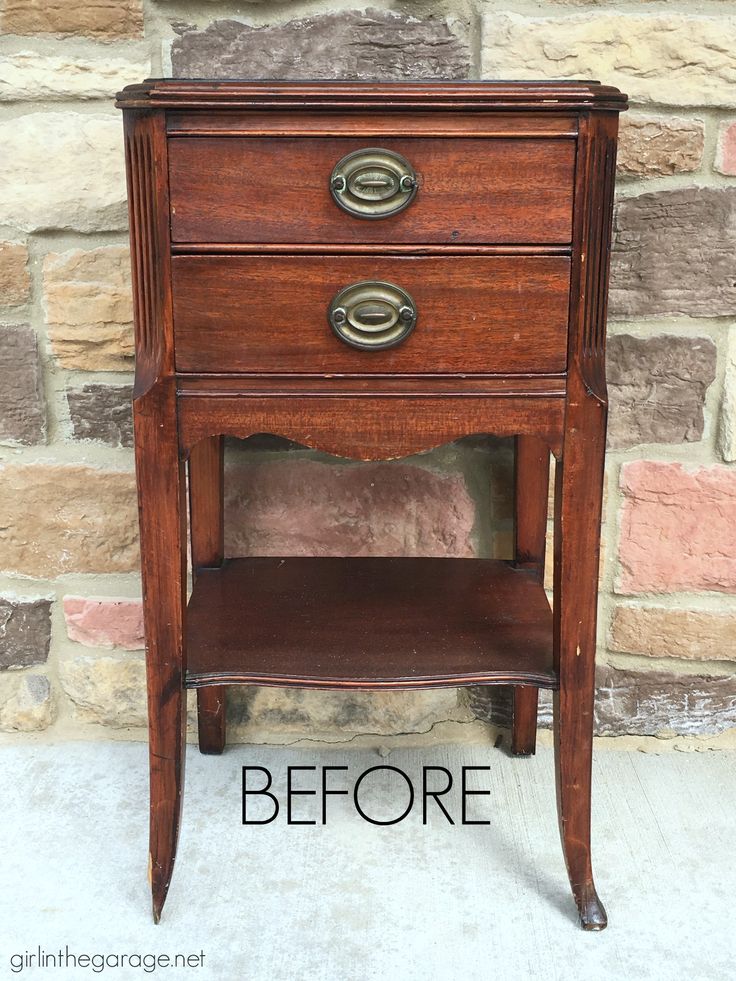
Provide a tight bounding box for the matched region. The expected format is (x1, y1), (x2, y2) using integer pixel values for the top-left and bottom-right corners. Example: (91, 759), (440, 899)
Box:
(511, 435), (550, 756)
(189, 436), (228, 755)
(553, 395), (607, 931)
(135, 379), (188, 924)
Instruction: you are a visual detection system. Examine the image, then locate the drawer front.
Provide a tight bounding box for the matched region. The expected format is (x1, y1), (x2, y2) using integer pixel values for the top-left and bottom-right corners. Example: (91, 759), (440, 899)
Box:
(168, 137), (575, 245)
(171, 255), (570, 375)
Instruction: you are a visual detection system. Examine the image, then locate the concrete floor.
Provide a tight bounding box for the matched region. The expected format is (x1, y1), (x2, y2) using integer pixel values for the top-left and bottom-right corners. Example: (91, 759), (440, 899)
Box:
(2, 740), (735, 981)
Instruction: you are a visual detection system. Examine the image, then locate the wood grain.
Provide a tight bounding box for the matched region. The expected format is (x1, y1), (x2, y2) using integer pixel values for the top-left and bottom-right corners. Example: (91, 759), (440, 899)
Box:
(166, 111), (578, 138)
(185, 558), (556, 689)
(169, 137), (575, 245)
(172, 255), (571, 375)
(510, 434), (551, 756)
(189, 436), (227, 755)
(177, 394), (566, 461)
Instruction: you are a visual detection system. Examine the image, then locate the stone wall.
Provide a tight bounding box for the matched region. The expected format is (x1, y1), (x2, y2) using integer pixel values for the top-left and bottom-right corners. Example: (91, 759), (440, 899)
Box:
(0, 1), (734, 744)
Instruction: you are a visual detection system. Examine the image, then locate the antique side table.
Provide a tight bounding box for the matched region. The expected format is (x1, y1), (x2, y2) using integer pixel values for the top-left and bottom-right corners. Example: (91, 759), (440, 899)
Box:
(117, 79), (627, 928)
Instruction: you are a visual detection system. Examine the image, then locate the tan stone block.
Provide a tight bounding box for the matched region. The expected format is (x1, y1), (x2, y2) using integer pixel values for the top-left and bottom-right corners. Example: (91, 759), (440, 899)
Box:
(0, 113), (127, 233)
(229, 686), (464, 739)
(0, 241), (30, 306)
(44, 246), (134, 371)
(59, 653), (146, 727)
(0, 51), (149, 102)
(0, 674), (55, 732)
(719, 327), (736, 463)
(0, 464), (138, 576)
(609, 605), (736, 662)
(481, 13), (736, 107)
(1, 0), (143, 39)
(618, 115), (704, 176)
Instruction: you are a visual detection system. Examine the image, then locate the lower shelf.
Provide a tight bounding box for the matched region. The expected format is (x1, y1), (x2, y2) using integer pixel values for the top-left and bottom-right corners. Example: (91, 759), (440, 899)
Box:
(185, 557), (557, 691)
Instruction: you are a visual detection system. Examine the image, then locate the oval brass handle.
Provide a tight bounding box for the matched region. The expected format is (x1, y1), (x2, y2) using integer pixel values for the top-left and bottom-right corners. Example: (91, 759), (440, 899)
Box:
(328, 281), (417, 350)
(330, 148), (418, 219)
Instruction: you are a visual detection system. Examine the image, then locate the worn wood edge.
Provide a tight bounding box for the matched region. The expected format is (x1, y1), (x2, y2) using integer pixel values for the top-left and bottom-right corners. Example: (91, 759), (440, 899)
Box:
(116, 79), (628, 111)
(185, 672), (559, 690)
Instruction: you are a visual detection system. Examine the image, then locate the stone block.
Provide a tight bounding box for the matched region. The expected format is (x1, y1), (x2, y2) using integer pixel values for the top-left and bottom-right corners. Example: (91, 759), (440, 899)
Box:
(0, 113), (127, 233)
(481, 12), (736, 107)
(66, 384), (133, 447)
(0, 51), (149, 101)
(0, 464), (138, 577)
(0, 325), (46, 445)
(59, 653), (146, 727)
(0, 241), (30, 306)
(63, 597), (144, 651)
(595, 666), (736, 736)
(225, 459), (476, 557)
(228, 686), (463, 738)
(610, 188), (736, 319)
(0, 674), (55, 732)
(715, 120), (736, 175)
(0, 597), (52, 670)
(617, 461), (736, 594)
(1, 0), (143, 39)
(618, 115), (704, 177)
(609, 605), (736, 662)
(44, 247), (134, 371)
(607, 334), (716, 449)
(171, 11), (470, 80)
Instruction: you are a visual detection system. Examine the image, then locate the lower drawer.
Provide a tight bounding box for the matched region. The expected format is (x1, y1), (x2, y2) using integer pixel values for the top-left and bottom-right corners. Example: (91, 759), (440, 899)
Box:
(171, 255), (570, 375)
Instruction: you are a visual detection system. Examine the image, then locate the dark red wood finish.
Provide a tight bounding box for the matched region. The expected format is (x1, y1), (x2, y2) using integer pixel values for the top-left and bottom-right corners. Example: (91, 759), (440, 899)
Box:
(186, 557), (556, 688)
(511, 434), (551, 756)
(118, 79), (626, 929)
(171, 254), (571, 375)
(188, 435), (227, 755)
(169, 136), (575, 244)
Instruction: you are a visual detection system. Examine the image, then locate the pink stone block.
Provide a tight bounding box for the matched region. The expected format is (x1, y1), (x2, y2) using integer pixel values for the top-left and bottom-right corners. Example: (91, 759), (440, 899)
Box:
(225, 459), (476, 558)
(63, 596), (144, 650)
(716, 120), (736, 176)
(617, 461), (736, 594)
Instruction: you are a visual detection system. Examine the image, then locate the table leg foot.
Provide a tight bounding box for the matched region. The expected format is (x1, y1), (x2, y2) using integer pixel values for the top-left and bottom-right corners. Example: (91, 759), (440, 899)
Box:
(575, 881), (608, 930)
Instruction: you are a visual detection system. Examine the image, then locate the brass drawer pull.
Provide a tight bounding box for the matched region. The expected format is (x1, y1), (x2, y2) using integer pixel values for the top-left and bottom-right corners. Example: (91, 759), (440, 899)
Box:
(330, 148), (418, 219)
(328, 281), (417, 350)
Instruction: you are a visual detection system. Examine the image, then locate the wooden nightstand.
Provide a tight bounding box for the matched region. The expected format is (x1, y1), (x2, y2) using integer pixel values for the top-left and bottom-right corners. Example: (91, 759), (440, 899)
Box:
(116, 79), (627, 928)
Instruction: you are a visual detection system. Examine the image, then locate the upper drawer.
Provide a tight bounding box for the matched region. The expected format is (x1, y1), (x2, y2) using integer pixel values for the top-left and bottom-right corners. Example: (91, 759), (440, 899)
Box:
(168, 137), (575, 245)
